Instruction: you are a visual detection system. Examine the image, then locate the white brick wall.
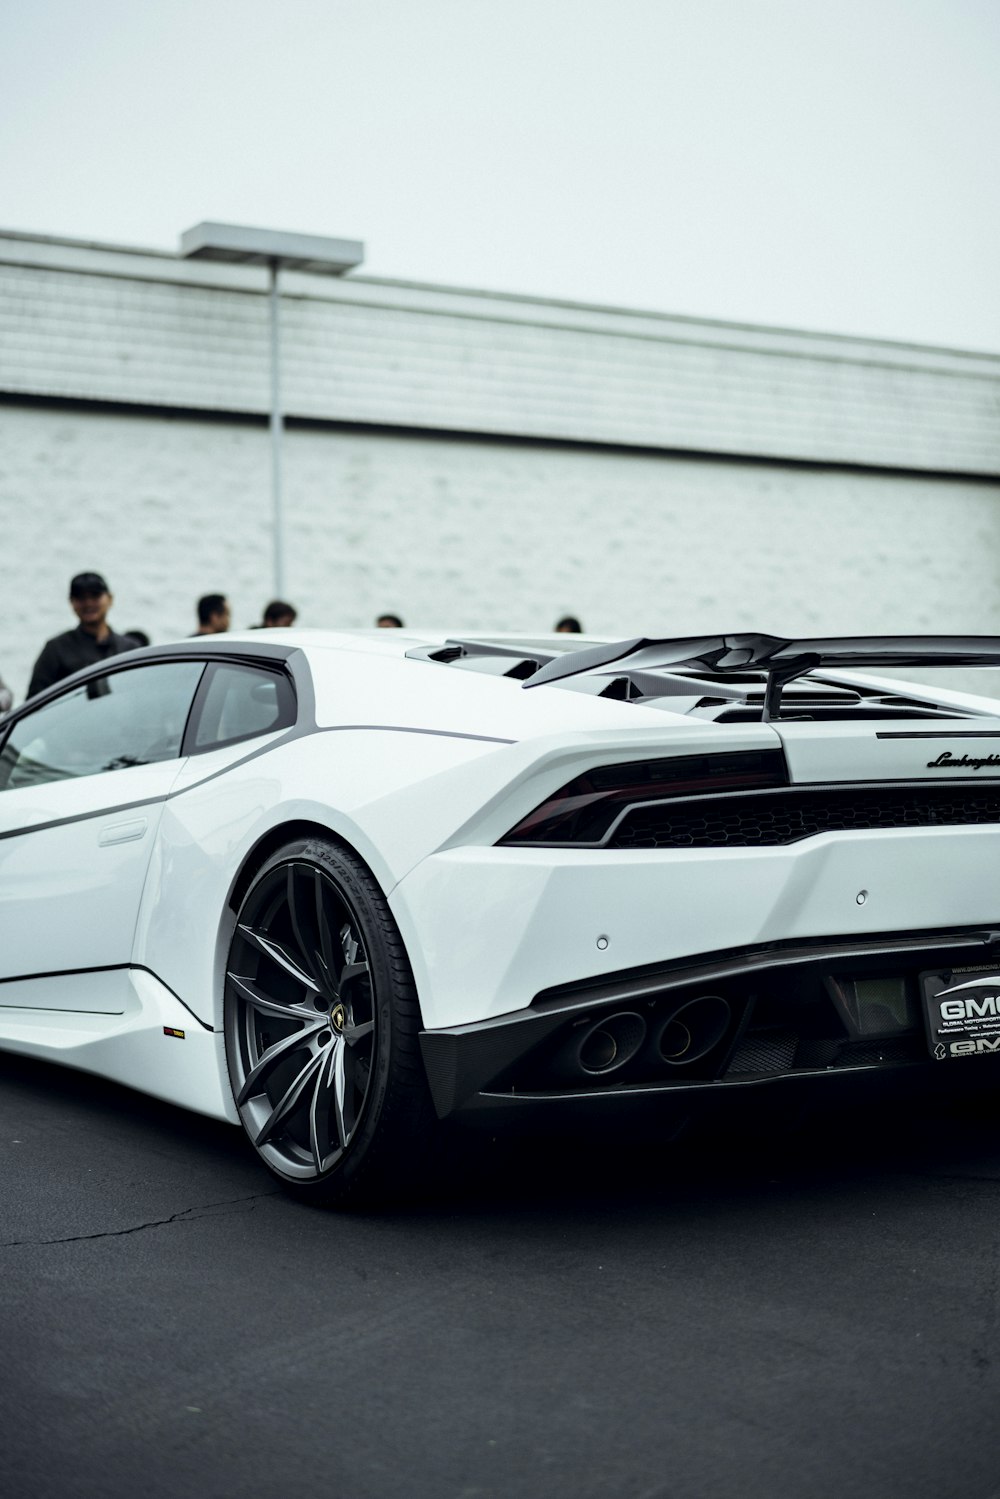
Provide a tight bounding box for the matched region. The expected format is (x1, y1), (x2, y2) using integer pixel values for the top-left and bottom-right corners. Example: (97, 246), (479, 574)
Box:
(3, 232), (1000, 474)
(3, 402), (999, 702)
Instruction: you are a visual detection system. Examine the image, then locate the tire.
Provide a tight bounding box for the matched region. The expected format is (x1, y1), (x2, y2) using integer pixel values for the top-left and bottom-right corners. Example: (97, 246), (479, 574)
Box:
(224, 836), (437, 1207)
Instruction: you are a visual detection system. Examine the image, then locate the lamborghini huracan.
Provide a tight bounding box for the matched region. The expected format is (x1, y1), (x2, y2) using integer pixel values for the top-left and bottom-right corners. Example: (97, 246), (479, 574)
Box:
(3, 628), (1000, 1204)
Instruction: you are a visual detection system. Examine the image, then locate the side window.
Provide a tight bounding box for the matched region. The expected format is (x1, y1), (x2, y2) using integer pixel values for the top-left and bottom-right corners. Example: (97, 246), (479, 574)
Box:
(191, 663), (296, 752)
(0, 661), (205, 792)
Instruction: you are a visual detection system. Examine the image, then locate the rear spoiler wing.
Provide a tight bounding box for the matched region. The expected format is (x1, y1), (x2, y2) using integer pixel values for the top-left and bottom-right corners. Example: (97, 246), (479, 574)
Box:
(524, 633), (1000, 720)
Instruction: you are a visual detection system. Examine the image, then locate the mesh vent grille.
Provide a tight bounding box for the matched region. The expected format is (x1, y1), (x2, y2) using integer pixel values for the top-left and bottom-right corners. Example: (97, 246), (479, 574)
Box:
(609, 785), (1000, 849)
(726, 1029), (799, 1074)
(725, 1030), (923, 1077)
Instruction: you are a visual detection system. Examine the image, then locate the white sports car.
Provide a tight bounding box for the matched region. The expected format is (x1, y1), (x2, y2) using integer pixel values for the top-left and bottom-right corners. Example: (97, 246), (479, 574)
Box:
(3, 628), (1000, 1204)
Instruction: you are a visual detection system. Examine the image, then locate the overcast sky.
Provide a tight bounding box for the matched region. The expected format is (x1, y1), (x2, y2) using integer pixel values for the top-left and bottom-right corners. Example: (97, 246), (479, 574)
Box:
(1, 0), (997, 351)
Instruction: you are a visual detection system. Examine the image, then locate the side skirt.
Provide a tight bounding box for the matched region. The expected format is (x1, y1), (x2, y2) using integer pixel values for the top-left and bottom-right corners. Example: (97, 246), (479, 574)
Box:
(0, 968), (238, 1123)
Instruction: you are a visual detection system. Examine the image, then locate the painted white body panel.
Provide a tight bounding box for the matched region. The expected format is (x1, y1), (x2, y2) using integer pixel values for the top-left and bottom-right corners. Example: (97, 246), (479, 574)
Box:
(304, 638), (686, 740)
(0, 760), (184, 982)
(389, 825), (1000, 1028)
(133, 716), (780, 1032)
(0, 968), (236, 1121)
(774, 716), (1000, 783)
(134, 729), (507, 1029)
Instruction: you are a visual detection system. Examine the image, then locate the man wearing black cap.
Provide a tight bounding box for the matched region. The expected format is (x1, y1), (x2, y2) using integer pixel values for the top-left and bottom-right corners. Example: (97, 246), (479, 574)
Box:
(26, 572), (137, 699)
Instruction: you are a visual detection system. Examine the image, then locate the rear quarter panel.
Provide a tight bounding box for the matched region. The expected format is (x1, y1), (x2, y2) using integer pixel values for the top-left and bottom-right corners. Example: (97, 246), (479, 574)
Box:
(133, 725), (505, 1029)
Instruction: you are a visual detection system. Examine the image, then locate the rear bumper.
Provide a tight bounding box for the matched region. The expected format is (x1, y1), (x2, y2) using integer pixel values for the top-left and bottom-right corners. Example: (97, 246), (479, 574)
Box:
(391, 825), (1000, 1032)
(419, 924), (1000, 1119)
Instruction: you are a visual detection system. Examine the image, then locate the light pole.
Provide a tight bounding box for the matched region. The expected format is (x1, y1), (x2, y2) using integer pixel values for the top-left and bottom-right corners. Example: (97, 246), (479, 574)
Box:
(180, 222), (365, 600)
(268, 258), (284, 595)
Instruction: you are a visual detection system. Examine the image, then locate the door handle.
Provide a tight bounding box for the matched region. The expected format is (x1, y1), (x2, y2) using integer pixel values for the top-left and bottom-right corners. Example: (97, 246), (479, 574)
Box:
(98, 818), (148, 846)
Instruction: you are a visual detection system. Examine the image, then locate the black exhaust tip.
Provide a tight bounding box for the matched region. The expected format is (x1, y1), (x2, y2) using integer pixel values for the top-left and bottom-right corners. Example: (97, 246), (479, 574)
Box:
(565, 1011), (648, 1077)
(654, 995), (731, 1065)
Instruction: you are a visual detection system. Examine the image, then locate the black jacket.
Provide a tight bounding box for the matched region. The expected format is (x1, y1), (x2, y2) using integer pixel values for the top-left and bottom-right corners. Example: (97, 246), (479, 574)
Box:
(26, 625), (137, 700)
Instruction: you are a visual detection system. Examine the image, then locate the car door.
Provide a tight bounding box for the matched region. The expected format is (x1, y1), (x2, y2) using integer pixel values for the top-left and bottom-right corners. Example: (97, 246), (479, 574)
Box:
(0, 658), (205, 1009)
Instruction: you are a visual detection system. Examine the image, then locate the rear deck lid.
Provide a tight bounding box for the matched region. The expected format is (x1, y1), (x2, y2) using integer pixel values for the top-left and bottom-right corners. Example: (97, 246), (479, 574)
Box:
(775, 717), (1000, 784)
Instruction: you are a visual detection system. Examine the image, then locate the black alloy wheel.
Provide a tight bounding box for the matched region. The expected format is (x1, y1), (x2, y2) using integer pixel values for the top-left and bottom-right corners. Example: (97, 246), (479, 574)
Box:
(225, 837), (435, 1206)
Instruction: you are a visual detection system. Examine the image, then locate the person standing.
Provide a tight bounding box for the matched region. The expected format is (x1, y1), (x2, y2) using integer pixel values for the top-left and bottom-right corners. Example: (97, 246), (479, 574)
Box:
(26, 571), (136, 699)
(193, 594), (231, 635)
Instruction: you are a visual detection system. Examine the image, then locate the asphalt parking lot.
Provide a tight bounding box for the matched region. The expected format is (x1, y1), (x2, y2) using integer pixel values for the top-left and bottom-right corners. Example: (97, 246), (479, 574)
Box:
(3, 1052), (1000, 1499)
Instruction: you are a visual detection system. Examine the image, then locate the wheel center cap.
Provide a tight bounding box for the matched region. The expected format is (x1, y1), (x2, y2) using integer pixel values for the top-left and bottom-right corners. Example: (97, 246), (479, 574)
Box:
(330, 1002), (346, 1033)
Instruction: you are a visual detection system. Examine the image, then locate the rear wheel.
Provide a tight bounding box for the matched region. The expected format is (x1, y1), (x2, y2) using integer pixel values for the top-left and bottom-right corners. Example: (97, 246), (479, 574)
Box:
(224, 837), (436, 1206)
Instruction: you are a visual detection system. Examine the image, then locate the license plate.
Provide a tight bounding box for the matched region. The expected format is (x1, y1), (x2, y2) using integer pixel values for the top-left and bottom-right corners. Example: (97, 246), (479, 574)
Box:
(920, 967), (1000, 1061)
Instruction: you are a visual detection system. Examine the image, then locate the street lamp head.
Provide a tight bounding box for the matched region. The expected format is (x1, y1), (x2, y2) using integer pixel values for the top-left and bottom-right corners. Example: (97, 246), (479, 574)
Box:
(179, 221), (364, 275)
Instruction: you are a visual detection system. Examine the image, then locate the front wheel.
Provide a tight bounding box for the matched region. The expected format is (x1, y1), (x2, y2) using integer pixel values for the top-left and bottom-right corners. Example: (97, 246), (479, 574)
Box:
(224, 837), (436, 1207)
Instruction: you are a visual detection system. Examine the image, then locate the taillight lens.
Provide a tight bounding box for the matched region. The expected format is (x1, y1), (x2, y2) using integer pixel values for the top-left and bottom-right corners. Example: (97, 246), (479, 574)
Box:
(498, 749), (788, 846)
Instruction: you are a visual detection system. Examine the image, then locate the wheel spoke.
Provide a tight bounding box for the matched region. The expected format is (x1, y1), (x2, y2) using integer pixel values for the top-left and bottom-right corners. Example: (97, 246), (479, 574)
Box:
(286, 866), (327, 991)
(313, 868), (339, 989)
(238, 923), (321, 993)
(227, 970), (318, 1022)
(236, 1019), (324, 1106)
(344, 1018), (374, 1046)
(332, 1035), (348, 1148)
(253, 1048), (326, 1147)
(308, 1044), (339, 1173)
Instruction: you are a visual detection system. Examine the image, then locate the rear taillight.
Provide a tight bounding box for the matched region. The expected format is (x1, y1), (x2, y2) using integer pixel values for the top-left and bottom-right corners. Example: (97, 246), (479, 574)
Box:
(498, 749), (788, 846)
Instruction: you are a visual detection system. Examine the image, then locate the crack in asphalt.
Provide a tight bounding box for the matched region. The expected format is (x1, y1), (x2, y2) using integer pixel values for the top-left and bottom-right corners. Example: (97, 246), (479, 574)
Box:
(0, 1189), (281, 1248)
